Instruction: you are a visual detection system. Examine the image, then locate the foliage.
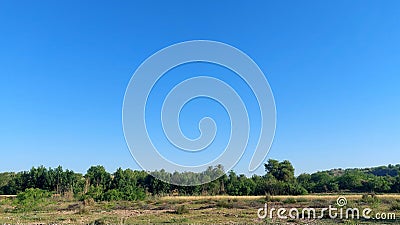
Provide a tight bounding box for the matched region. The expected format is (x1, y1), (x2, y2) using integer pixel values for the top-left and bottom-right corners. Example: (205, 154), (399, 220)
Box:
(0, 166), (83, 196)
(13, 188), (51, 212)
(1, 160), (400, 202)
(265, 159), (295, 182)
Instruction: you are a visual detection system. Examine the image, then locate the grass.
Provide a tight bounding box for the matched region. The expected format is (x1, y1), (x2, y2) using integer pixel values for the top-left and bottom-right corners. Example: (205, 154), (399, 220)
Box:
(0, 194), (399, 224)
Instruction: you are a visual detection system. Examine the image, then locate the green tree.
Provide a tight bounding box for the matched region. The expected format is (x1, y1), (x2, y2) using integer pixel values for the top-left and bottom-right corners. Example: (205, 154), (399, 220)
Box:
(338, 170), (364, 192)
(86, 165), (111, 188)
(310, 172), (338, 193)
(265, 159), (295, 182)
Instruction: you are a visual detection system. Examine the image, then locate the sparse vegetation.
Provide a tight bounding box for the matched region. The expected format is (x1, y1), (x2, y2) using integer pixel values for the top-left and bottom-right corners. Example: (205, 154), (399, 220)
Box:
(0, 194), (398, 224)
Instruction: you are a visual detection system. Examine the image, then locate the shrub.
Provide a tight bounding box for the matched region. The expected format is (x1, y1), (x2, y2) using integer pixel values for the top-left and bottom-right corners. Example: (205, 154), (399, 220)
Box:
(175, 205), (189, 214)
(84, 185), (146, 202)
(283, 197), (297, 204)
(103, 189), (123, 201)
(120, 186), (146, 201)
(77, 205), (89, 214)
(85, 186), (104, 201)
(265, 194), (272, 202)
(83, 197), (95, 206)
(216, 200), (232, 208)
(360, 193), (380, 204)
(14, 188), (51, 212)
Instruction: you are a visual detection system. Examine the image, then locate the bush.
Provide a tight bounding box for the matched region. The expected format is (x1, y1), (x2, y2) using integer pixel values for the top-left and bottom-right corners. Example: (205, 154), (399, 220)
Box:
(85, 186), (104, 201)
(283, 198), (297, 204)
(103, 189), (124, 201)
(360, 193), (380, 204)
(120, 186), (146, 201)
(83, 197), (95, 206)
(265, 194), (272, 202)
(84, 185), (146, 202)
(175, 205), (189, 214)
(14, 188), (51, 212)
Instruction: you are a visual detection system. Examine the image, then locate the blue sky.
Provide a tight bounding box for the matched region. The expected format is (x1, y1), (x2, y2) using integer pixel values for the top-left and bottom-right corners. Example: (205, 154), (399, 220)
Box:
(0, 1), (399, 175)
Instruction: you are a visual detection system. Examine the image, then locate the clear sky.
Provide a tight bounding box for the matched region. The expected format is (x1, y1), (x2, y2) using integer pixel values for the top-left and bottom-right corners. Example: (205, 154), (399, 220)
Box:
(0, 1), (399, 175)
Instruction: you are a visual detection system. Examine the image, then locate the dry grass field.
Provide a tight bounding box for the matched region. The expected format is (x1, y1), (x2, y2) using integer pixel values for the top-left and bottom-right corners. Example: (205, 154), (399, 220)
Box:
(0, 194), (399, 224)
(161, 194), (397, 201)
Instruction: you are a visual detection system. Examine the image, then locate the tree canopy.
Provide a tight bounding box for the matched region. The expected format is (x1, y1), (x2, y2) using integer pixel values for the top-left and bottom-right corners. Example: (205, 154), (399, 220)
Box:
(1, 160), (400, 201)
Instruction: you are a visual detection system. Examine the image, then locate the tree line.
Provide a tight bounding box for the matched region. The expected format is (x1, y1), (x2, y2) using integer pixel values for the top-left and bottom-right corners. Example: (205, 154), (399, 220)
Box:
(1, 159), (400, 201)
